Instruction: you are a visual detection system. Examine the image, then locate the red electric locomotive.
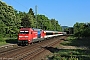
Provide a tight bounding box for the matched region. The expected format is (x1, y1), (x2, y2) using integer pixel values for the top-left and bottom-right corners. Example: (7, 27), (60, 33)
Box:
(18, 28), (45, 45)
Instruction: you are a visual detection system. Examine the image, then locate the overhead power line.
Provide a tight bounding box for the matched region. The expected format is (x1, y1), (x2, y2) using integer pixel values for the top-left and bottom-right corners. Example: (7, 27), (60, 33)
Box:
(13, 0), (28, 10)
(8, 0), (52, 21)
(37, 6), (52, 19)
(8, 0), (51, 19)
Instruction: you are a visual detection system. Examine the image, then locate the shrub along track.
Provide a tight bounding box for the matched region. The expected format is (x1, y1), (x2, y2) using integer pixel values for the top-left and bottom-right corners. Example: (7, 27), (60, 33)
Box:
(0, 35), (67, 60)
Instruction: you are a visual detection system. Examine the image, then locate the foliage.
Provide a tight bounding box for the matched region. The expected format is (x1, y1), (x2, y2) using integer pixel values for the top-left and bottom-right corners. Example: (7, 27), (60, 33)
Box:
(48, 36), (90, 60)
(61, 35), (90, 48)
(48, 49), (90, 60)
(0, 1), (62, 39)
(73, 22), (90, 37)
(0, 1), (20, 37)
(0, 0), (90, 39)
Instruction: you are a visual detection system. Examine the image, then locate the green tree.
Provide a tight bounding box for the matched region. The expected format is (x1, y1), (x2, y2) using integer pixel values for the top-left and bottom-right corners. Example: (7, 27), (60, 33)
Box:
(28, 8), (34, 16)
(74, 22), (90, 37)
(0, 1), (63, 38)
(21, 14), (31, 27)
(0, 1), (19, 37)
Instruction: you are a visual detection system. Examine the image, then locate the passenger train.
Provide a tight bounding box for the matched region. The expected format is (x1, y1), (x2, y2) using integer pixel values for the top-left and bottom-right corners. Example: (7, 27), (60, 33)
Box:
(17, 28), (66, 45)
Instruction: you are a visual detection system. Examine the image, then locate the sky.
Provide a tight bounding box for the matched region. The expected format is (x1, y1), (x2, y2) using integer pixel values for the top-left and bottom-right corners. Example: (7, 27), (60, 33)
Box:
(2, 0), (90, 27)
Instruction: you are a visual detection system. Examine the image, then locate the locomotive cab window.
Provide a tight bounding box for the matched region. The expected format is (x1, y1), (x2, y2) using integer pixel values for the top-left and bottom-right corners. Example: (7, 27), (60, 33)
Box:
(19, 31), (29, 34)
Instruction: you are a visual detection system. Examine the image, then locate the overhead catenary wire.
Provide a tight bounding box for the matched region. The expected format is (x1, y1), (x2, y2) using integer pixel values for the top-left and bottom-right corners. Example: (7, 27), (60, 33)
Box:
(8, 0), (51, 20)
(37, 6), (52, 20)
(5, 0), (55, 29)
(13, 0), (28, 10)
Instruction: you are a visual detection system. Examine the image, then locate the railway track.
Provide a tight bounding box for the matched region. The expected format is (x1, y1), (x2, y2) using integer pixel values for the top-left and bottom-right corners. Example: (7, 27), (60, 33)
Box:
(0, 36), (67, 60)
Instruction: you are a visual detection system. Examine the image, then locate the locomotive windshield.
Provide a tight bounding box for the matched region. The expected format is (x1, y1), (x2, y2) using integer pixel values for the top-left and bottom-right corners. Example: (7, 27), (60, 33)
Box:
(19, 31), (29, 34)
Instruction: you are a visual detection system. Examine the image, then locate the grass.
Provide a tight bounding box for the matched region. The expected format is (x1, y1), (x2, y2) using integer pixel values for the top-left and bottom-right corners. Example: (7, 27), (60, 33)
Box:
(49, 49), (90, 60)
(0, 37), (7, 46)
(0, 42), (7, 46)
(0, 37), (17, 46)
(61, 36), (90, 48)
(47, 35), (90, 60)
(60, 36), (76, 46)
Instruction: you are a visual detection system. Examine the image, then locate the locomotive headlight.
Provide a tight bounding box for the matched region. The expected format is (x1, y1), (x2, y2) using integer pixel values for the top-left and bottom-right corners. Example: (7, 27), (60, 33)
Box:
(19, 36), (23, 37)
(25, 36), (28, 37)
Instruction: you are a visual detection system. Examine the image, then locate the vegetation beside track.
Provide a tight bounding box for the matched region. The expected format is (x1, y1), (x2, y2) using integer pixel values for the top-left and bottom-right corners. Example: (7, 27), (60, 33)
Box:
(0, 37), (17, 46)
(48, 36), (90, 60)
